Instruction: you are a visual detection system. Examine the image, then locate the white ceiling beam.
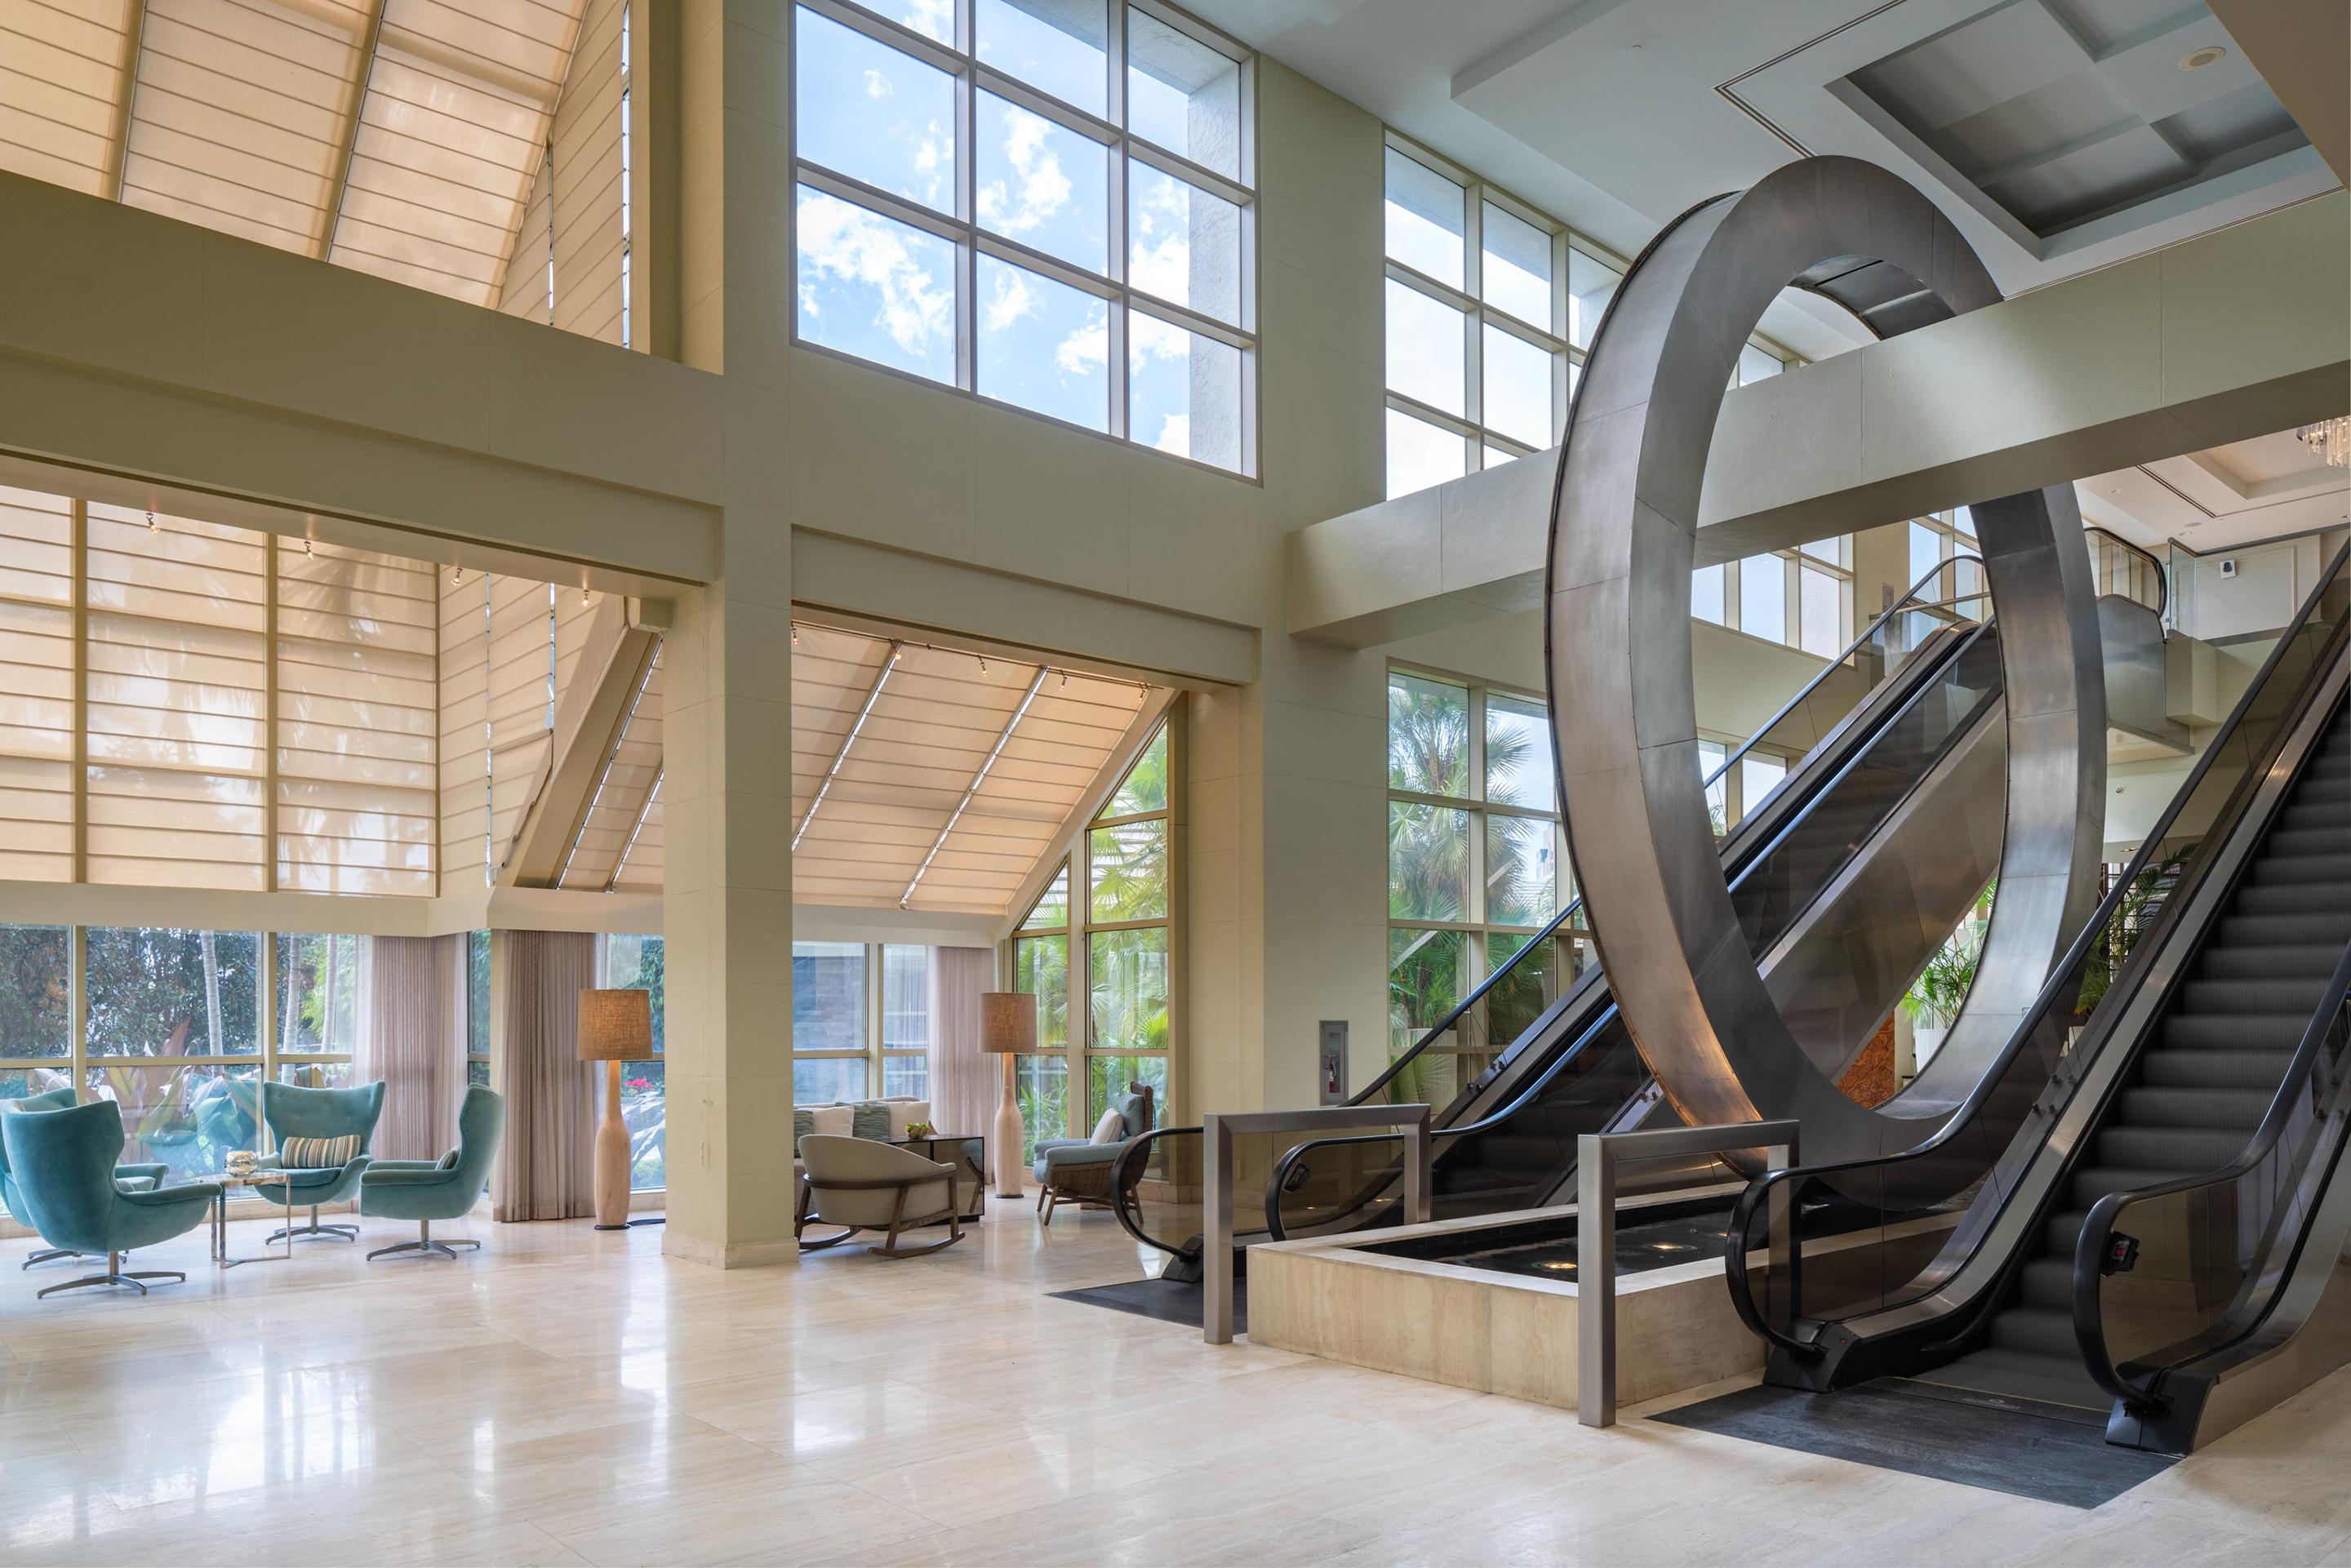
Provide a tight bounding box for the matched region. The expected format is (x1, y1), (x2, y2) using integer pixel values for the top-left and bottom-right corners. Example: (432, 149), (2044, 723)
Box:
(900, 666), (1051, 909)
(793, 642), (901, 850)
(318, 0), (389, 260)
(103, 0), (149, 201)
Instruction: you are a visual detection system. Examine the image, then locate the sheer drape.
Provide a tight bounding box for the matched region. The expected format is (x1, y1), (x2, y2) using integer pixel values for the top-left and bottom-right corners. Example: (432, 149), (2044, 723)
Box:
(359, 934), (464, 1161)
(493, 931), (598, 1221)
(927, 947), (996, 1140)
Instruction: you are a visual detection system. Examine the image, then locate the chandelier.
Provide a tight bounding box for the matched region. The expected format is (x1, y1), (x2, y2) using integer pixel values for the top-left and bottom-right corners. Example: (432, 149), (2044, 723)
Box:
(2299, 417), (2351, 469)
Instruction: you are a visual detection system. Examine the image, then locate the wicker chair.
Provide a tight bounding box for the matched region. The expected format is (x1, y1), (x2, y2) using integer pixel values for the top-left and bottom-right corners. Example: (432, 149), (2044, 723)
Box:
(794, 1134), (965, 1258)
(1033, 1082), (1153, 1225)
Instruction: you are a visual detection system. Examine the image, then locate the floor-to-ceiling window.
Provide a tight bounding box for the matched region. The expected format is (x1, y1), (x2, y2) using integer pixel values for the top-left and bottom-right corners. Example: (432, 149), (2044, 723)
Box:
(1384, 673), (1584, 1105)
(790, 941), (938, 1105)
(598, 933), (665, 1190)
(1691, 533), (1855, 658)
(790, 0), (1259, 474)
(1008, 719), (1172, 1154)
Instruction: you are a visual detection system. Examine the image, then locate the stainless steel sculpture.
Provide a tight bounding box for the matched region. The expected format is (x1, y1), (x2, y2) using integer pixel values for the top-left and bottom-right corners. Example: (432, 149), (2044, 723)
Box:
(1544, 157), (2106, 1165)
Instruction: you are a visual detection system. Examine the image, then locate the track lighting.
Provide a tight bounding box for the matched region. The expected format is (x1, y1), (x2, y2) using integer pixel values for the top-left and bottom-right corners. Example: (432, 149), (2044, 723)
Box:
(145, 509), (158, 533)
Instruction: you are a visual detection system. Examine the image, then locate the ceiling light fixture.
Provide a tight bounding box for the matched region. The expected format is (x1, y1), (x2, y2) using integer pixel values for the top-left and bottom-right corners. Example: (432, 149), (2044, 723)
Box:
(2298, 417), (2351, 469)
(452, 565), (464, 584)
(145, 509), (158, 533)
(978, 655), (989, 676)
(2179, 44), (2225, 70)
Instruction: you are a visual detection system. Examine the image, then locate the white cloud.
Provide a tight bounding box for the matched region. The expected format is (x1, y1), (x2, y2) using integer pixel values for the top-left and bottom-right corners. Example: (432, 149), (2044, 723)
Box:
(976, 104), (1073, 240)
(895, 0), (952, 42)
(1127, 311), (1191, 365)
(861, 69), (894, 100)
(797, 193), (953, 358)
(984, 266), (1035, 333)
(1150, 413), (1191, 456)
(1055, 319), (1109, 375)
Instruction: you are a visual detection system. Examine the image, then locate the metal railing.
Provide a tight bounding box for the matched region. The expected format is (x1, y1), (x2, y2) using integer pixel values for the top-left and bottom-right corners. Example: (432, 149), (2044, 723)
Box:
(1577, 1120), (1798, 1426)
(1201, 1103), (1429, 1344)
(2087, 526), (2169, 622)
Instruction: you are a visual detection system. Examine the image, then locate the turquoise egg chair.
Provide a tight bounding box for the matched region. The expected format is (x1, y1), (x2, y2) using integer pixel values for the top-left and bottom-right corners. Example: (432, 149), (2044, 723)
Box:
(1, 1101), (220, 1299)
(1, 1089), (170, 1268)
(359, 1086), (503, 1261)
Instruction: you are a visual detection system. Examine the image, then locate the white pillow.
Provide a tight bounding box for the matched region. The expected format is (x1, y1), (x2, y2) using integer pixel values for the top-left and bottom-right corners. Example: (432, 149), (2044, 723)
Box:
(1090, 1108), (1127, 1144)
(887, 1099), (932, 1139)
(808, 1105), (853, 1138)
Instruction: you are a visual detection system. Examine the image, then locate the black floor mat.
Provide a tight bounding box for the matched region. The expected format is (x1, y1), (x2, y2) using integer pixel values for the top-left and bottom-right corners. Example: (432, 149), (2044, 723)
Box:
(1649, 1379), (2175, 1508)
(1048, 1275), (1245, 1332)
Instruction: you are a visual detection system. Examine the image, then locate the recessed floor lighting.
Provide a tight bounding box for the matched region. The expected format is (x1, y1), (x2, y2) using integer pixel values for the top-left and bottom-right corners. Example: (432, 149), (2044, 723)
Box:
(2180, 45), (2225, 70)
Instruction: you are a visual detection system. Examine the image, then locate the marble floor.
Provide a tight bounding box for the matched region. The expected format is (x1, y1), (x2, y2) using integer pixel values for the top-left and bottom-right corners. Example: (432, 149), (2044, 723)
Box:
(2, 1197), (2347, 1567)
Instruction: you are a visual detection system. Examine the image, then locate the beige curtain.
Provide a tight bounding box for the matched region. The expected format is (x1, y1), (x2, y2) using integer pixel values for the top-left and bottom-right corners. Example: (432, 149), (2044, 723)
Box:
(493, 931), (598, 1221)
(358, 934), (464, 1161)
(927, 947), (998, 1139)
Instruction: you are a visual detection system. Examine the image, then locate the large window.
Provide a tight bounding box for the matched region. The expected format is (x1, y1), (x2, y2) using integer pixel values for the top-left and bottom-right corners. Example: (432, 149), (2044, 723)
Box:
(792, 0), (1257, 474)
(1010, 721), (1171, 1157)
(1692, 535), (1855, 659)
(790, 941), (936, 1104)
(598, 933), (665, 1191)
(1909, 509), (1985, 608)
(1384, 675), (1585, 1104)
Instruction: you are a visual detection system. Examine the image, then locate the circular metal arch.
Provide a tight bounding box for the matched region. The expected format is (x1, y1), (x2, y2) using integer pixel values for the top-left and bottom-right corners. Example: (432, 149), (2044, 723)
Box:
(1544, 157), (2106, 1166)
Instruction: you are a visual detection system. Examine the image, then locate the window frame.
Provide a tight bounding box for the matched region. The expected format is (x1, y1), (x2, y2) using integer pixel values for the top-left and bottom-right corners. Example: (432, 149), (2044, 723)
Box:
(1701, 539), (1855, 657)
(789, 0), (1262, 478)
(788, 940), (938, 1102)
(1384, 666), (1589, 1073)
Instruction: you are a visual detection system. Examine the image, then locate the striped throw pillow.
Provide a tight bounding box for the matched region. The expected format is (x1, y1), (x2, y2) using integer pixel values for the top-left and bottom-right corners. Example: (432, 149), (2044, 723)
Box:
(279, 1134), (360, 1170)
(793, 1108), (815, 1152)
(850, 1102), (892, 1141)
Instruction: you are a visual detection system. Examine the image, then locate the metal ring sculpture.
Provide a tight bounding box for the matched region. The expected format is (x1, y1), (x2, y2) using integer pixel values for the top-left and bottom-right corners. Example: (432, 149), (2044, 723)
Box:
(1544, 157), (2106, 1166)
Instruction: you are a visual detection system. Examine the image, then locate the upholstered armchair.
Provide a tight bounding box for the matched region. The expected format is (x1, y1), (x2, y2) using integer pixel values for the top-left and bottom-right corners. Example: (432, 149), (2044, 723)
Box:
(254, 1080), (384, 1244)
(359, 1085), (504, 1261)
(0, 1100), (220, 1299)
(1031, 1082), (1154, 1226)
(1, 1088), (168, 1268)
(795, 1134), (964, 1257)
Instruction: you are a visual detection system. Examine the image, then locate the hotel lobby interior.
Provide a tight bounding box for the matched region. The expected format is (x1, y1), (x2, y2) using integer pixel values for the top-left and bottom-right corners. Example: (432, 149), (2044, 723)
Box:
(0, 0), (2347, 1562)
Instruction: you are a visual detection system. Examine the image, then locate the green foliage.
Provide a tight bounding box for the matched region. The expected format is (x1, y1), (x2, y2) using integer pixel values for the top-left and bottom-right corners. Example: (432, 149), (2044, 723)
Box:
(2076, 852), (2188, 1018)
(1014, 935), (1069, 1051)
(1017, 1075), (1066, 1162)
(84, 927), (260, 1056)
(0, 926), (69, 1058)
(1102, 726), (1169, 818)
(1902, 878), (1996, 1028)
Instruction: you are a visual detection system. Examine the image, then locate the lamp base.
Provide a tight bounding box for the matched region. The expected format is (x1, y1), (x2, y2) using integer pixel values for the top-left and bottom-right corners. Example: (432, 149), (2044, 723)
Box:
(993, 1070), (1025, 1200)
(594, 1216), (665, 1231)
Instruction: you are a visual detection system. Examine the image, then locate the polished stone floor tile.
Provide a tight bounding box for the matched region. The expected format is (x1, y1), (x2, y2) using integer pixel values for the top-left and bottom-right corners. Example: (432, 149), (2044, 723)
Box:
(0, 1200), (2344, 1566)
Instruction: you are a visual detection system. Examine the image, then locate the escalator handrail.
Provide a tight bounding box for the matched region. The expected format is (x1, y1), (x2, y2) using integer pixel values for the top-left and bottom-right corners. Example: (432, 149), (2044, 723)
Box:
(1264, 994), (1637, 1239)
(1355, 557), (1985, 1117)
(2073, 941), (2351, 1411)
(1723, 536), (2351, 1357)
(1268, 605), (2007, 1242)
(2085, 526), (2169, 621)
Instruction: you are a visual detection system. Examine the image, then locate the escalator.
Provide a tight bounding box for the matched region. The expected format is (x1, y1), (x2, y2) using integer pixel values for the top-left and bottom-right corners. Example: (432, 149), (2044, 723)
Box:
(1115, 561), (2012, 1273)
(1723, 538), (2351, 1453)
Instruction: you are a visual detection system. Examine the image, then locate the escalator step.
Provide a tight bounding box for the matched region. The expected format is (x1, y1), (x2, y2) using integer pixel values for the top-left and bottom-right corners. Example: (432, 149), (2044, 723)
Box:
(2263, 828), (2351, 858)
(2116, 1086), (2273, 1130)
(2217, 913), (2351, 948)
(2095, 1125), (2247, 1171)
(2234, 882), (2351, 917)
(2163, 1014), (2314, 1051)
(1988, 1305), (2079, 1357)
(2042, 1208), (2090, 1255)
(2071, 1165), (2197, 1207)
(2139, 1047), (2295, 1086)
(2198, 944), (2347, 981)
(2278, 801), (2351, 832)
(2249, 854), (2351, 888)
(2016, 1256), (2076, 1310)
(2171, 979), (2329, 1015)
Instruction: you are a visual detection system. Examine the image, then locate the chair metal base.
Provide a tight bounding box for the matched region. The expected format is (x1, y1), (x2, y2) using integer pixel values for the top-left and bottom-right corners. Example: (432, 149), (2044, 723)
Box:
(366, 1220), (481, 1262)
(267, 1206), (359, 1244)
(37, 1252), (184, 1299)
(21, 1246), (96, 1269)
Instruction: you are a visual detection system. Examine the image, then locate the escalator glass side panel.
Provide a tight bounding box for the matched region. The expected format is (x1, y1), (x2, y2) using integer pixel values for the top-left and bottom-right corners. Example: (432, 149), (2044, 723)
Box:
(1727, 542), (2351, 1361)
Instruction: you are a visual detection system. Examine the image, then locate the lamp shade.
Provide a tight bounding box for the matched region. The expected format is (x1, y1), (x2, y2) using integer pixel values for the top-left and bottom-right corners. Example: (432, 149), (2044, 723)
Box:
(578, 988), (652, 1062)
(979, 992), (1037, 1055)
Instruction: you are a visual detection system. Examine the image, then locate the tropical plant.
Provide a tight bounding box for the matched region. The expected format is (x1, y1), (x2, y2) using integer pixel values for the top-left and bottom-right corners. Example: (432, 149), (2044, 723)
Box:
(2076, 851), (2189, 1018)
(1902, 878), (1996, 1028)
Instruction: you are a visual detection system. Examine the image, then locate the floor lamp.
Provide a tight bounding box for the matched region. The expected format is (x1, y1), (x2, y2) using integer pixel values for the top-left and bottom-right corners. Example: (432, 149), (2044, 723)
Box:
(579, 988), (652, 1231)
(980, 992), (1036, 1199)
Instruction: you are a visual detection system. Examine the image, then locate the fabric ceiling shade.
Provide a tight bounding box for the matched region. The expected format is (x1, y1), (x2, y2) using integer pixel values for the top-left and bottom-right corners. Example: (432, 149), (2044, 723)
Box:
(277, 540), (438, 896)
(560, 648), (664, 892)
(85, 504), (269, 891)
(0, 487), (73, 881)
(578, 988), (652, 1061)
(980, 993), (1038, 1055)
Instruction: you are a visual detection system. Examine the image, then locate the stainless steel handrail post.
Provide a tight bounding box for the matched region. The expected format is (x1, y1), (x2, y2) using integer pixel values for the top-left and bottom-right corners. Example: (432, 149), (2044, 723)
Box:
(1201, 1102), (1432, 1345)
(1577, 1119), (1799, 1427)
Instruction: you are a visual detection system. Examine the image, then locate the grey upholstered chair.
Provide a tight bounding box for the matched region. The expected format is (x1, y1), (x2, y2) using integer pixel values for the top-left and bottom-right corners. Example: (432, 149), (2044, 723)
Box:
(2, 1087), (168, 1268)
(795, 1134), (964, 1257)
(1033, 1082), (1153, 1225)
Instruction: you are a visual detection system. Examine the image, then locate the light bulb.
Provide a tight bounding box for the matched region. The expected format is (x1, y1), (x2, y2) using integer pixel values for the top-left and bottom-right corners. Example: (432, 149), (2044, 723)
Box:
(581, 587), (591, 606)
(145, 510), (158, 533)
(304, 537), (314, 557)
(979, 655), (989, 676)
(452, 565), (464, 584)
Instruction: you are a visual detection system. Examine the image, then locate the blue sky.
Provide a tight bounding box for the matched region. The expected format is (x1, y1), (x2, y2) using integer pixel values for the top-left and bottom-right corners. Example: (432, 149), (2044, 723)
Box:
(793, 4), (1229, 461)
